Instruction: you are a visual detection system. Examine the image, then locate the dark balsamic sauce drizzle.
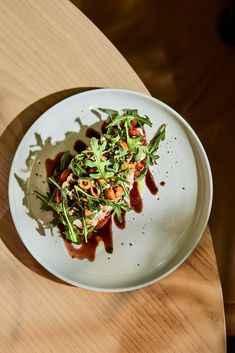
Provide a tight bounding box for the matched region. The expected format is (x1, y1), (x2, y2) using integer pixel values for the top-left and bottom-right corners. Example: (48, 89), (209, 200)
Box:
(46, 129), (159, 262)
(73, 140), (87, 153)
(101, 121), (108, 133)
(64, 237), (98, 261)
(63, 217), (113, 262)
(114, 211), (126, 229)
(45, 152), (64, 177)
(145, 168), (158, 195)
(98, 217), (113, 254)
(85, 128), (101, 139)
(130, 182), (143, 213)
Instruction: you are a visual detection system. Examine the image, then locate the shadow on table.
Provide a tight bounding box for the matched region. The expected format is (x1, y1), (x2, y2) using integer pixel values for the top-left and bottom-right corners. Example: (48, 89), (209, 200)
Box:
(0, 87), (97, 285)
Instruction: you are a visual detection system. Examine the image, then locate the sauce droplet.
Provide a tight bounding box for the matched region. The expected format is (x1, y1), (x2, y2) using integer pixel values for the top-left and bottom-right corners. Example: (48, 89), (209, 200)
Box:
(145, 168), (158, 195)
(73, 140), (87, 153)
(130, 182), (143, 213)
(86, 128), (101, 139)
(45, 152), (64, 177)
(101, 121), (108, 132)
(114, 211), (126, 229)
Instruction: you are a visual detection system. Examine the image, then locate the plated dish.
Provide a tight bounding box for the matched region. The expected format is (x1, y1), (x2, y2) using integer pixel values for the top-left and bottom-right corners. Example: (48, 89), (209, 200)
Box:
(33, 109), (166, 261)
(8, 89), (212, 291)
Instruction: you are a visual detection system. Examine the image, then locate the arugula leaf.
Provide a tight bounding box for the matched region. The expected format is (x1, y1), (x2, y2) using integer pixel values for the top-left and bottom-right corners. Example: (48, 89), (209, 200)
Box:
(113, 205), (122, 222)
(113, 201), (132, 222)
(61, 196), (78, 243)
(70, 158), (86, 177)
(74, 185), (101, 201)
(135, 165), (148, 182)
(113, 162), (119, 173)
(148, 124), (166, 153)
(89, 137), (108, 180)
(108, 114), (152, 128)
(88, 211), (98, 220)
(48, 177), (61, 190)
(32, 190), (52, 211)
(82, 217), (88, 242)
(100, 108), (119, 118)
(103, 133), (120, 144)
(49, 203), (63, 213)
(89, 172), (103, 179)
(135, 145), (145, 163)
(148, 124), (166, 165)
(114, 175), (130, 184)
(123, 109), (138, 115)
(32, 190), (63, 213)
(60, 151), (72, 171)
(84, 159), (96, 168)
(117, 180), (129, 199)
(63, 230), (82, 244)
(50, 214), (61, 227)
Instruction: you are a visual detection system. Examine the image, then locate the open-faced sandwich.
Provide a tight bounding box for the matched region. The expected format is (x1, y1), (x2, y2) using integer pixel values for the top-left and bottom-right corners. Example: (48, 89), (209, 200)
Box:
(33, 109), (166, 260)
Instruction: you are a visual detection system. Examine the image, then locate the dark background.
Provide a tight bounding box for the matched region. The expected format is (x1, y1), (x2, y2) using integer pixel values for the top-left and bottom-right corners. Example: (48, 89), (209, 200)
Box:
(71, 0), (235, 343)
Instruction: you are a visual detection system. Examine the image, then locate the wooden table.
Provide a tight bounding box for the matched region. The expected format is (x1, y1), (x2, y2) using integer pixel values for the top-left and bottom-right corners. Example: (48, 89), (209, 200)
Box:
(0, 1), (226, 352)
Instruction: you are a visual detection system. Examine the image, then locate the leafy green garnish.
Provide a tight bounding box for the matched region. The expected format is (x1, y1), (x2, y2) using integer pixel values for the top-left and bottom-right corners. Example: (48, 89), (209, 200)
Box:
(60, 151), (72, 171)
(32, 110), (166, 244)
(61, 196), (77, 243)
(108, 113), (152, 128)
(82, 217), (88, 242)
(101, 108), (119, 117)
(48, 177), (61, 190)
(89, 137), (109, 179)
(32, 190), (53, 211)
(147, 124), (166, 165)
(70, 156), (86, 177)
(74, 185), (101, 201)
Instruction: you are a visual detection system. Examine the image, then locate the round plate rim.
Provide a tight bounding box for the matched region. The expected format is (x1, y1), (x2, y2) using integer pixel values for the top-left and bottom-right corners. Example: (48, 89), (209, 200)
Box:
(8, 88), (213, 292)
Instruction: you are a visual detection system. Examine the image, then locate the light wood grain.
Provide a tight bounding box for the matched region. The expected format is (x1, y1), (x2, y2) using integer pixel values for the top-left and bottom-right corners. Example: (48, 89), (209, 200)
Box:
(0, 0), (225, 352)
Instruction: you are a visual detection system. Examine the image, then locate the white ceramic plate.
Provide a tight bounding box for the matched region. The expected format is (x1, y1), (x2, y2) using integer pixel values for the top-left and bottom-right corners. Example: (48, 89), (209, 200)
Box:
(8, 89), (212, 291)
